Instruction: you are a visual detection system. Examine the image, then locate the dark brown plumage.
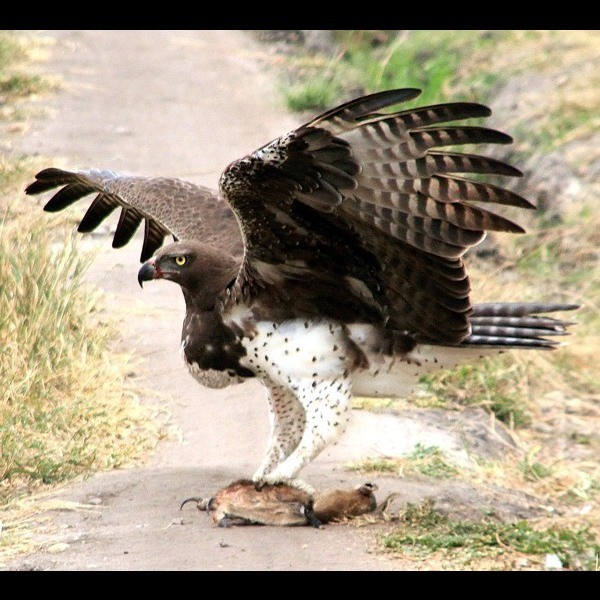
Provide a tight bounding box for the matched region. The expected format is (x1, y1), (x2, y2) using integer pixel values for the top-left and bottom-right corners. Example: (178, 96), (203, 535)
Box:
(26, 88), (578, 498)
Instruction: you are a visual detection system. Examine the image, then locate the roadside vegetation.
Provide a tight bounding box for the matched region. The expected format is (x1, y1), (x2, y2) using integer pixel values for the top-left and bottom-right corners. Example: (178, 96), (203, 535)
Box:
(271, 29), (599, 570)
(279, 30), (507, 111)
(0, 31), (163, 566)
(347, 444), (459, 480)
(381, 498), (599, 571)
(1, 30), (597, 570)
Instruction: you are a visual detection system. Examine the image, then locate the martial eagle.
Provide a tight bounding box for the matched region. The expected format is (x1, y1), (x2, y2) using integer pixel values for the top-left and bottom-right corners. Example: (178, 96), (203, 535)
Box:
(26, 88), (577, 493)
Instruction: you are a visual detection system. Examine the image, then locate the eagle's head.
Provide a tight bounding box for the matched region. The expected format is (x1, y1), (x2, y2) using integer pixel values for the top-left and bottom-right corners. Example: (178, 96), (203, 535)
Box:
(138, 240), (239, 310)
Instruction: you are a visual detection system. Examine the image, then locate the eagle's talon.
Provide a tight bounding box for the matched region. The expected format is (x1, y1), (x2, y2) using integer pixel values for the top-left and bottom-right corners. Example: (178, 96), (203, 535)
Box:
(256, 475), (316, 498)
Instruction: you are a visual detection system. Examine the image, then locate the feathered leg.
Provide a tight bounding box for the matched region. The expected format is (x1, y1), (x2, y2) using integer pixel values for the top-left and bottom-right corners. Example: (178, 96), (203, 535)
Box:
(252, 383), (306, 482)
(256, 376), (353, 489)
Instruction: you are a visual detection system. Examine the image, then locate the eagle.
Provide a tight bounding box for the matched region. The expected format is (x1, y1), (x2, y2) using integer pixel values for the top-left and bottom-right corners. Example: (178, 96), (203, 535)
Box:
(26, 88), (577, 494)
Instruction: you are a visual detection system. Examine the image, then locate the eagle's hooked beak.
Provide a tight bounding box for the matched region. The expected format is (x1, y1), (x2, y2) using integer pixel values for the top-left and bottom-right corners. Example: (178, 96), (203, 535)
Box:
(138, 259), (159, 288)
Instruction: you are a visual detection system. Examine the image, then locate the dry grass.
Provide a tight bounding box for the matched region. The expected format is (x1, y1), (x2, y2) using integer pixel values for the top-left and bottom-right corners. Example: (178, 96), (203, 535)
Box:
(0, 31), (60, 124)
(0, 199), (168, 561)
(0, 33), (166, 566)
(0, 171), (169, 566)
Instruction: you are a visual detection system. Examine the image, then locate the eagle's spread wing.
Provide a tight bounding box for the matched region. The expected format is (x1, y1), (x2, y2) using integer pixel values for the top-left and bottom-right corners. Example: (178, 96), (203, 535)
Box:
(26, 168), (242, 261)
(219, 89), (534, 345)
(26, 88), (579, 495)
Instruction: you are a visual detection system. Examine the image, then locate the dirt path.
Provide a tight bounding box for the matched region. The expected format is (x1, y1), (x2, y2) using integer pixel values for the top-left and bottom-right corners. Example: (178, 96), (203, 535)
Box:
(6, 31), (536, 571)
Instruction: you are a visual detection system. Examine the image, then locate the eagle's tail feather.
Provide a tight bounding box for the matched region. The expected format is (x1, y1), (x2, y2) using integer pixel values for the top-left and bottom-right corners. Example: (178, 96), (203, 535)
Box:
(463, 302), (579, 349)
(352, 302), (578, 398)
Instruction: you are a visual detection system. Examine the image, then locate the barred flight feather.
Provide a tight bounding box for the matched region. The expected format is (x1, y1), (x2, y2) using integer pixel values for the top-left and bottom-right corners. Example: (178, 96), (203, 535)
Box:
(25, 88), (580, 488)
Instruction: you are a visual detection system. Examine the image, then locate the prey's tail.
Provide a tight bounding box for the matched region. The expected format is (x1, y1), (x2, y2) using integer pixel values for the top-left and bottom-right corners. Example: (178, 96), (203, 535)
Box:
(463, 302), (579, 349)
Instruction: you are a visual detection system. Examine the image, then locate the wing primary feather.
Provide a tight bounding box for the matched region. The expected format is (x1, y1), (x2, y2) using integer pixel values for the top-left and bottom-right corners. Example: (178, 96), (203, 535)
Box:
(309, 88), (422, 129)
(394, 103), (491, 128)
(112, 207), (143, 248)
(25, 168), (84, 195)
(141, 219), (170, 262)
(427, 151), (523, 177)
(349, 192), (525, 235)
(77, 194), (119, 233)
(409, 126), (513, 151)
(420, 175), (534, 208)
(42, 183), (93, 212)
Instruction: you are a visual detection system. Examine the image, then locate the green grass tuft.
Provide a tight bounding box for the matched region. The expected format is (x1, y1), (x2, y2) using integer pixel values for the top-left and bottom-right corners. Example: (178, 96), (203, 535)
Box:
(406, 443), (459, 479)
(0, 31), (50, 109)
(0, 73), (47, 97)
(281, 76), (341, 112)
(337, 30), (506, 104)
(520, 449), (554, 482)
(347, 443), (458, 480)
(279, 30), (517, 113)
(383, 499), (600, 569)
(347, 457), (400, 474)
(420, 359), (531, 428)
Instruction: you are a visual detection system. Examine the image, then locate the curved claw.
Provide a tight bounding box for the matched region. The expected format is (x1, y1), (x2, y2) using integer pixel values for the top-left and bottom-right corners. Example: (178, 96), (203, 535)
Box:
(180, 496), (212, 512)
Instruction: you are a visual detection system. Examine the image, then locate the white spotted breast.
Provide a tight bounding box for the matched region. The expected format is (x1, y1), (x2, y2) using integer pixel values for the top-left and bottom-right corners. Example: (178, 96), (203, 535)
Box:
(237, 319), (357, 387)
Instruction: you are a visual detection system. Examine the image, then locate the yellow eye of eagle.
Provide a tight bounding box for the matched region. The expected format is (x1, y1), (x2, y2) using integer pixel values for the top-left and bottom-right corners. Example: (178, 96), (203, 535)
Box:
(175, 256), (187, 266)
